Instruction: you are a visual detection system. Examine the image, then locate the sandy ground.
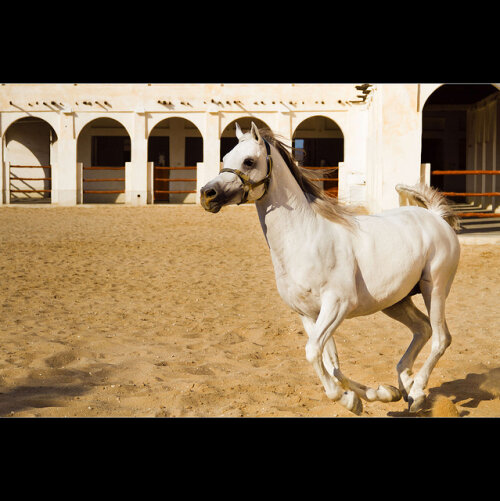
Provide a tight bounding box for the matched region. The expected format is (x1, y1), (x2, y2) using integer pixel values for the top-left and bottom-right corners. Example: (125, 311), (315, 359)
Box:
(0, 204), (499, 418)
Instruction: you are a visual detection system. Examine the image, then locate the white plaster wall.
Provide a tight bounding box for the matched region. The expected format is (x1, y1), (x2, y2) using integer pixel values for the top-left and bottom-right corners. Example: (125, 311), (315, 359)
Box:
(376, 84), (423, 211)
(8, 83), (489, 211)
(341, 108), (368, 206)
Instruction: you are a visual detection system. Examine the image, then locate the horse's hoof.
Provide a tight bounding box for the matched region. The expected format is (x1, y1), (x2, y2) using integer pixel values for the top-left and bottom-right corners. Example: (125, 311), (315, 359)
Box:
(408, 394), (426, 413)
(377, 384), (402, 402)
(340, 390), (363, 415)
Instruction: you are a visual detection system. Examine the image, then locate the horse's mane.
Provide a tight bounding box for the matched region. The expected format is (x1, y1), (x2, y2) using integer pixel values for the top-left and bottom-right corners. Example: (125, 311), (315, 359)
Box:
(259, 128), (356, 228)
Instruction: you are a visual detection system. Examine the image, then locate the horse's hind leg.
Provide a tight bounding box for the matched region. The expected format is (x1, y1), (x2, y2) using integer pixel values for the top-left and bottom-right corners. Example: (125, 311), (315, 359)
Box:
(382, 296), (432, 402)
(406, 282), (452, 412)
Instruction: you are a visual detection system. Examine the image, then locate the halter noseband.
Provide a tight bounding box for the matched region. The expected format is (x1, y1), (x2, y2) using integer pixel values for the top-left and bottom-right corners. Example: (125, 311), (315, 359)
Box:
(219, 139), (273, 205)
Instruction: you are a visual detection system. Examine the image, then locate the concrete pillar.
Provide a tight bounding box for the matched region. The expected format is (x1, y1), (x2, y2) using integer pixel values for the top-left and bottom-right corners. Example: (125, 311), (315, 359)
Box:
(378, 84), (422, 211)
(420, 163), (431, 185)
(198, 111), (220, 196)
(127, 111), (148, 205)
(145, 161), (153, 204)
(56, 112), (77, 205)
(341, 110), (368, 206)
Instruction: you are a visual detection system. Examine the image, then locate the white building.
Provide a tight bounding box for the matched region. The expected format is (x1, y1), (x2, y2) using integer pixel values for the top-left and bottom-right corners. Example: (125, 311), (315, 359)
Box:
(1, 83), (499, 216)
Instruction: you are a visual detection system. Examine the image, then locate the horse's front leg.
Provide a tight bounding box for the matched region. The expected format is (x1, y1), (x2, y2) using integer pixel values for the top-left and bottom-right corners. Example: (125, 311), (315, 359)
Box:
(301, 296), (363, 415)
(323, 338), (402, 404)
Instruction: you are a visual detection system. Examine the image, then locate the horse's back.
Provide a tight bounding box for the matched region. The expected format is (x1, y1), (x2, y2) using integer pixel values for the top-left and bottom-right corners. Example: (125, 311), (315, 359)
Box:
(356, 205), (460, 267)
(356, 205), (458, 248)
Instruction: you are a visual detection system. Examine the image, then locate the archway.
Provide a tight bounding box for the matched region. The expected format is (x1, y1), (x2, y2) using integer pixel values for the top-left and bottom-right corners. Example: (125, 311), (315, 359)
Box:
(148, 117), (203, 203)
(4, 117), (57, 204)
(220, 117), (270, 161)
(77, 117), (131, 204)
(421, 84), (500, 219)
(292, 116), (344, 198)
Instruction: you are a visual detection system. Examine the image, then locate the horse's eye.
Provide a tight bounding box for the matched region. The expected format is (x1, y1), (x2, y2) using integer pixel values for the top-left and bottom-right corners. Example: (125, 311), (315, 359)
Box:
(243, 158), (255, 167)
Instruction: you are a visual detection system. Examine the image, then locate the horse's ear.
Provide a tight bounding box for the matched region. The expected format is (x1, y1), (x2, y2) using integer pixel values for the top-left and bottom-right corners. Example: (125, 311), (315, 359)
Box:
(250, 122), (263, 143)
(235, 122), (243, 140)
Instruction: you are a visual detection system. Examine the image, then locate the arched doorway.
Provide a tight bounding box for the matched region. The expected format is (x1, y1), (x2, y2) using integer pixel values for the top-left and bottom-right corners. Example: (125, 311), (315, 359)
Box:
(292, 116), (344, 198)
(148, 117), (203, 203)
(220, 117), (270, 160)
(4, 117), (57, 204)
(421, 84), (500, 219)
(77, 118), (131, 204)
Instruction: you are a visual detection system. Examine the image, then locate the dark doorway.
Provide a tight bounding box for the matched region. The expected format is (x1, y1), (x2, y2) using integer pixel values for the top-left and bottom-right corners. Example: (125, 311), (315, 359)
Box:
(293, 137), (344, 167)
(185, 137), (203, 166)
(91, 136), (131, 166)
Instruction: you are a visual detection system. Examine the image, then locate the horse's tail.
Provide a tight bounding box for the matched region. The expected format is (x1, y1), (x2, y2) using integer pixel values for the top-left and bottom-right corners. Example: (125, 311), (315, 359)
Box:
(395, 183), (460, 231)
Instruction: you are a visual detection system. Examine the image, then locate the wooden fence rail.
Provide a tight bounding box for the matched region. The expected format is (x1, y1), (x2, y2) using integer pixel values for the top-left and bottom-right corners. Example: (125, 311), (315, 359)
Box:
(431, 169), (500, 218)
(303, 166), (339, 196)
(83, 166), (125, 195)
(9, 165), (52, 199)
(432, 170), (500, 175)
(154, 166), (197, 198)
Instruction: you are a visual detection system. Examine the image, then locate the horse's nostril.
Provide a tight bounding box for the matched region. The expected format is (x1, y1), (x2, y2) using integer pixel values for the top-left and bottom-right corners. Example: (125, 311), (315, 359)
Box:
(205, 188), (217, 198)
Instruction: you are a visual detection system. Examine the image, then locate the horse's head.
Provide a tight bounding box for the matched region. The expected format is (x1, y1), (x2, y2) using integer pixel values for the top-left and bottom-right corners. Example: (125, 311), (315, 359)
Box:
(200, 122), (272, 213)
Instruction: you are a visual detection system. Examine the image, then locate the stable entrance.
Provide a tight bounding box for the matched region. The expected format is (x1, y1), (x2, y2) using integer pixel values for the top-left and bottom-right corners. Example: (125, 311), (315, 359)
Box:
(4, 117), (56, 204)
(77, 118), (130, 204)
(293, 116), (344, 198)
(422, 84), (500, 219)
(148, 118), (202, 203)
(148, 136), (170, 202)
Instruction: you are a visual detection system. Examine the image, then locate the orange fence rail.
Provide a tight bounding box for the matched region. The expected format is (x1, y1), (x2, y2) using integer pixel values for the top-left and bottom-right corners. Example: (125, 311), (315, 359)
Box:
(303, 166), (338, 180)
(303, 166), (339, 195)
(9, 165), (52, 197)
(83, 166), (125, 195)
(431, 169), (500, 218)
(154, 166), (197, 196)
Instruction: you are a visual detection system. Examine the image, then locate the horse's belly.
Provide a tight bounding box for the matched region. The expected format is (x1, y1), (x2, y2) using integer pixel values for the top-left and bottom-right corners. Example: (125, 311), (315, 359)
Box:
(348, 250), (426, 317)
(352, 220), (433, 317)
(347, 282), (419, 318)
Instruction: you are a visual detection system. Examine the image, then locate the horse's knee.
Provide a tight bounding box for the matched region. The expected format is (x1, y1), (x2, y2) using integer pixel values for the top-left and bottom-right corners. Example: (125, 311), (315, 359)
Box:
(433, 334), (451, 356)
(305, 340), (320, 364)
(431, 324), (452, 355)
(409, 326), (432, 348)
(420, 322), (433, 342)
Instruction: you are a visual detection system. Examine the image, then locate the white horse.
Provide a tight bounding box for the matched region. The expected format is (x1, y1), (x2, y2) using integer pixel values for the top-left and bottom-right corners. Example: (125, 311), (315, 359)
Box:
(200, 122), (460, 415)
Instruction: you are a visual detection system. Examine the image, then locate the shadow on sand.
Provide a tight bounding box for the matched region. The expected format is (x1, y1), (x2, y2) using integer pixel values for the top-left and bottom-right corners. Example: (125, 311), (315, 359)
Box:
(388, 366), (500, 417)
(0, 362), (116, 417)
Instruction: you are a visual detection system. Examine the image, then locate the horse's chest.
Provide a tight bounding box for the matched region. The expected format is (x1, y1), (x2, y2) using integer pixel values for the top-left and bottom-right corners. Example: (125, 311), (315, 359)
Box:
(264, 217), (336, 319)
(272, 257), (322, 318)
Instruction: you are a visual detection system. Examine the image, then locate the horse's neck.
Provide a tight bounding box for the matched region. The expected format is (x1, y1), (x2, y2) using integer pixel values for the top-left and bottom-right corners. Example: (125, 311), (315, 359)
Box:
(255, 152), (320, 256)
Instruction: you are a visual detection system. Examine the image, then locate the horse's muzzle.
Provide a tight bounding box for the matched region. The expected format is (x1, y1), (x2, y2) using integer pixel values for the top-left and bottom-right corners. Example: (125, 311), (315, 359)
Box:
(200, 186), (223, 213)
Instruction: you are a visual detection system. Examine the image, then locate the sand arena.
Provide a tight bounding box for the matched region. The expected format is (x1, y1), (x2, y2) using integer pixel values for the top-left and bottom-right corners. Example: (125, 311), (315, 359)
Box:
(0, 204), (498, 417)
